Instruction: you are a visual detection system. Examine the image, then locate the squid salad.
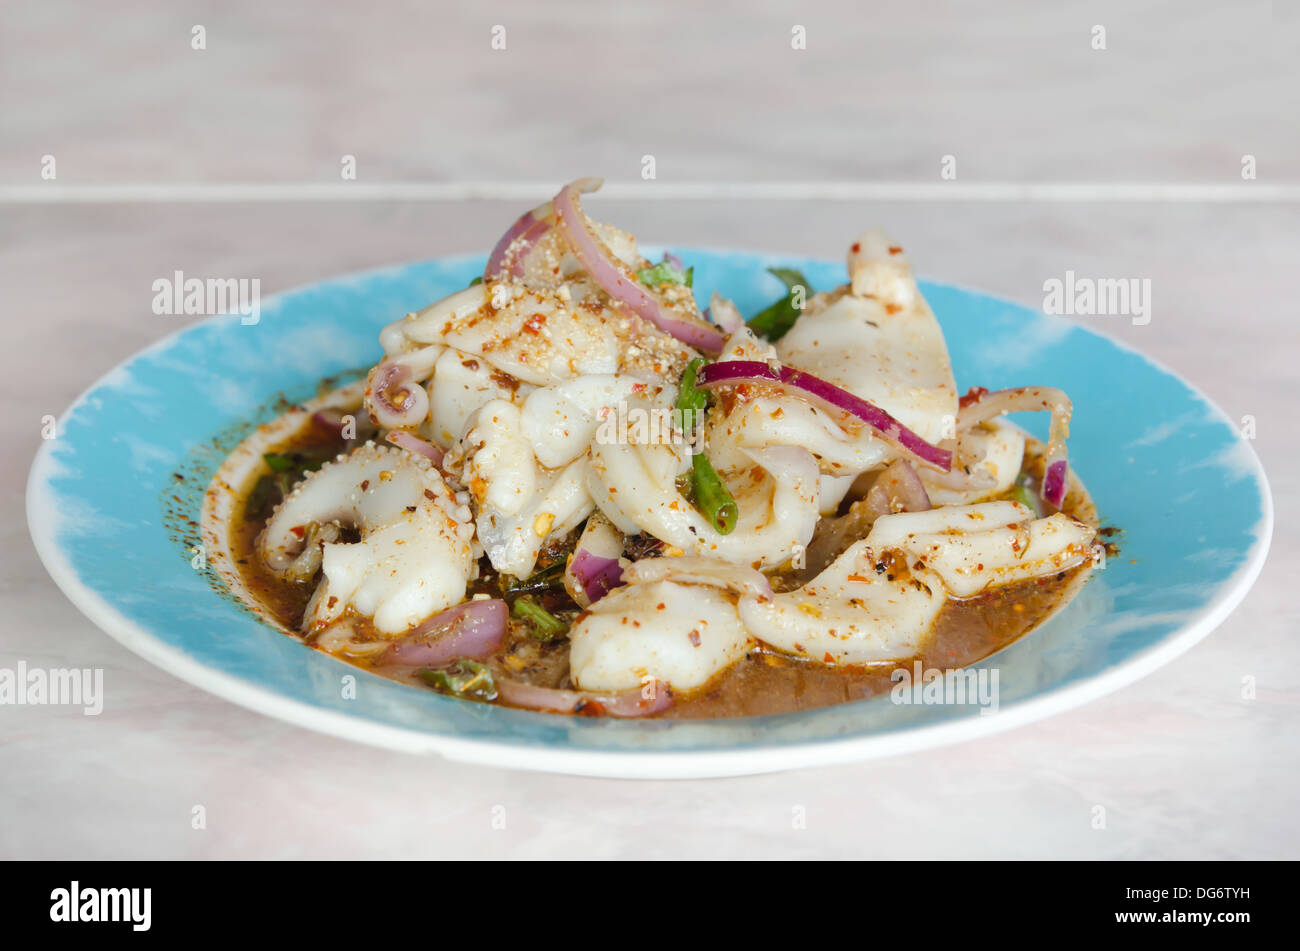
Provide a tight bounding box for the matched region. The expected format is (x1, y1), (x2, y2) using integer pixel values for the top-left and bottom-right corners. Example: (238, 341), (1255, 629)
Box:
(205, 178), (1104, 719)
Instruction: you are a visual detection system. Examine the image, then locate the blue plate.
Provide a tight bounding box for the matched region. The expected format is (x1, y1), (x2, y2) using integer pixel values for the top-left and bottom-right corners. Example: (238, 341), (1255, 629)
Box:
(27, 250), (1272, 777)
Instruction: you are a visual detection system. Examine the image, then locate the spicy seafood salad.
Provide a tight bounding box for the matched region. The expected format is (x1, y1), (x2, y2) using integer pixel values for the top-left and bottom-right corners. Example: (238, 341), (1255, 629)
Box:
(204, 177), (1102, 719)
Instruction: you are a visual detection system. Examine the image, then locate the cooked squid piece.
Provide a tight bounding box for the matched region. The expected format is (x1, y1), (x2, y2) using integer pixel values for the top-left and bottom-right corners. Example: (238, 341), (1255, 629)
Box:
(866, 501), (1097, 598)
(920, 421), (1025, 506)
(588, 433), (822, 569)
(706, 327), (889, 479)
(739, 542), (948, 666)
(257, 443), (476, 636)
(568, 580), (753, 692)
(775, 229), (958, 450)
(741, 500), (1098, 666)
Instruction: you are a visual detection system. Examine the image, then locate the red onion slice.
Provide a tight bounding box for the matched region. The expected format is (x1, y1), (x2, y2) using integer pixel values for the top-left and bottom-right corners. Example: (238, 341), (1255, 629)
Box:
(379, 599), (507, 668)
(484, 201), (554, 280)
(565, 514), (627, 607)
(696, 360), (953, 472)
(1041, 459), (1069, 509)
(494, 676), (672, 718)
(385, 429), (444, 467)
(552, 178), (725, 354)
(568, 549), (624, 605)
(957, 386), (1072, 508)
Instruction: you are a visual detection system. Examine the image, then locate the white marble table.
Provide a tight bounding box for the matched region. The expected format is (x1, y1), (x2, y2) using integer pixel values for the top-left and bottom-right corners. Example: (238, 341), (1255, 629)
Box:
(1, 1), (1295, 859)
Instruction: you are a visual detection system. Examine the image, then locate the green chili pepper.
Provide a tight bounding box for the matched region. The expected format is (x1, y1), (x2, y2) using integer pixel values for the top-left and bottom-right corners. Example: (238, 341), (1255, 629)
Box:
(690, 451), (738, 535)
(418, 659), (497, 701)
(674, 356), (708, 435)
(503, 561), (565, 597)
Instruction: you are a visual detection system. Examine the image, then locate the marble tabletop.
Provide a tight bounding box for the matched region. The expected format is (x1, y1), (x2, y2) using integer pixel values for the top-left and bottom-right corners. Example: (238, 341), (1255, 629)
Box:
(1, 0), (1296, 859)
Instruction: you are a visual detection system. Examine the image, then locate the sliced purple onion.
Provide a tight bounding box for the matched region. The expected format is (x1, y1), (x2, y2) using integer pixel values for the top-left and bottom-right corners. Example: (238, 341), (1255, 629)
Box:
(568, 549), (624, 606)
(1042, 459), (1069, 509)
(696, 360), (953, 472)
(565, 513), (626, 607)
(484, 201), (554, 280)
(379, 599), (507, 668)
(552, 178), (724, 354)
(385, 429), (444, 467)
(494, 676), (672, 718)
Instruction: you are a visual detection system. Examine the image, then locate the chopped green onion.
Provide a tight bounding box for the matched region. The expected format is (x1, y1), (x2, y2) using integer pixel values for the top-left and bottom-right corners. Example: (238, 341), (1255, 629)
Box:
(418, 659), (498, 701)
(747, 267), (813, 341)
(512, 595), (568, 641)
(690, 452), (738, 535)
(468, 275), (484, 286)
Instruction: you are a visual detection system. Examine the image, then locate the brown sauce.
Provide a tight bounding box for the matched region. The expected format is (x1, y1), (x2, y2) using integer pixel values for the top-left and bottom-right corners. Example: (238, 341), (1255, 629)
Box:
(227, 417), (1101, 719)
(662, 567), (1088, 718)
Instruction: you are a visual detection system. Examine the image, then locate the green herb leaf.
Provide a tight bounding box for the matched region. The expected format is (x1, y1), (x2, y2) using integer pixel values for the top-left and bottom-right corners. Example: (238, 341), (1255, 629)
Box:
(747, 267), (813, 342)
(767, 267), (808, 292)
(636, 258), (691, 288)
(512, 595), (568, 641)
(263, 450), (331, 475)
(468, 275), (484, 286)
(244, 474), (281, 521)
(418, 659), (498, 701)
(248, 451), (333, 520)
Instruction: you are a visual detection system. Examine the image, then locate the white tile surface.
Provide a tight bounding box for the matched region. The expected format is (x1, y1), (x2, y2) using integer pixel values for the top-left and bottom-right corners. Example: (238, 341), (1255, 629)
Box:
(1, 0), (1296, 859)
